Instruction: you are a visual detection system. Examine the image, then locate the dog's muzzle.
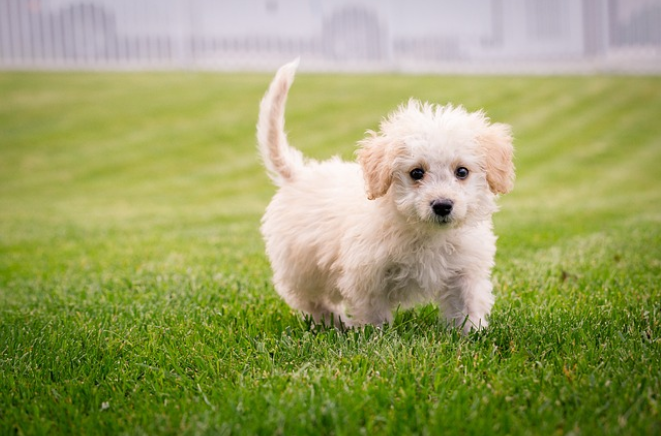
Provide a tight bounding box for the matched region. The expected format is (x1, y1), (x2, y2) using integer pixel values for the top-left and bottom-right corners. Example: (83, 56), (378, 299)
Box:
(431, 199), (454, 219)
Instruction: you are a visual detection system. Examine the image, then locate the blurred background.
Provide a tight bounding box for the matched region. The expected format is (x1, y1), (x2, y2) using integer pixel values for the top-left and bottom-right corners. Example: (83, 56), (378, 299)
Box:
(2, 0), (661, 74)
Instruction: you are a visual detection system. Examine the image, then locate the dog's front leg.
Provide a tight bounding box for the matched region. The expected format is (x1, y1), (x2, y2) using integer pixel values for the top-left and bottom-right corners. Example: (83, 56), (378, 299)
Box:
(337, 271), (393, 328)
(440, 276), (495, 334)
(346, 297), (393, 328)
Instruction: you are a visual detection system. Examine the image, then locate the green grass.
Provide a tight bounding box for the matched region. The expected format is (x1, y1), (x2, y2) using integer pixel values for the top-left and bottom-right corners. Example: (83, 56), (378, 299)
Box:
(1, 70), (660, 435)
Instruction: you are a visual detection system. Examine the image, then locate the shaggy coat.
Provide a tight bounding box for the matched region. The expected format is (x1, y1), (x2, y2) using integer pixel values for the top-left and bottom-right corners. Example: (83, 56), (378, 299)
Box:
(258, 60), (514, 333)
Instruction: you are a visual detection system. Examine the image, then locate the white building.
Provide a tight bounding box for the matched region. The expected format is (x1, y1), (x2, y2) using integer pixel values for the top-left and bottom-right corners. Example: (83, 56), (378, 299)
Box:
(1, 0), (660, 73)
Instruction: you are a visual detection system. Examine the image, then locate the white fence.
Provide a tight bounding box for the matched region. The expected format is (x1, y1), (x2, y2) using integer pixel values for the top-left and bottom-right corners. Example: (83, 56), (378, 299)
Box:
(1, 0), (661, 74)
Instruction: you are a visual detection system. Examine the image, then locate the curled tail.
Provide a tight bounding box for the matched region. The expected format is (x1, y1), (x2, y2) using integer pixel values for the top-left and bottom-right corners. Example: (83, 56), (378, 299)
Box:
(257, 59), (305, 185)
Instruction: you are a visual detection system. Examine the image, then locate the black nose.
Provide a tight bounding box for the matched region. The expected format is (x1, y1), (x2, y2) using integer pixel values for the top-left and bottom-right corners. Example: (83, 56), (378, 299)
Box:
(431, 199), (454, 217)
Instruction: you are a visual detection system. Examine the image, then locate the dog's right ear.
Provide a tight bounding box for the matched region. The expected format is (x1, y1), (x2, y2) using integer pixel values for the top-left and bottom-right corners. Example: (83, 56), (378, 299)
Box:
(357, 131), (394, 200)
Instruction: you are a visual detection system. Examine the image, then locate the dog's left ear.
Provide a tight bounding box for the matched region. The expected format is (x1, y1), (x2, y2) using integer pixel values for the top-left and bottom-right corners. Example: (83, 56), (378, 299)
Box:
(478, 123), (515, 195)
(357, 131), (395, 200)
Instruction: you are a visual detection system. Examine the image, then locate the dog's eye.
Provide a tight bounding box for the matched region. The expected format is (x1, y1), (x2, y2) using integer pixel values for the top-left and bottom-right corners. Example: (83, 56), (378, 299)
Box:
(455, 167), (469, 180)
(410, 168), (425, 181)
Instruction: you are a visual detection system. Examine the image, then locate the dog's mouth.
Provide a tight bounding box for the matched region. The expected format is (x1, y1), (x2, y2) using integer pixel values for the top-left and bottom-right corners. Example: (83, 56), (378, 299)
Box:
(418, 211), (455, 227)
(433, 215), (454, 226)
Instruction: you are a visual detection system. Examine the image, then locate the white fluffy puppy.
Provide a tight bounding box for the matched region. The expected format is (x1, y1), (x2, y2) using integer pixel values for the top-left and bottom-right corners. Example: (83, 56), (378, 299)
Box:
(258, 60), (514, 333)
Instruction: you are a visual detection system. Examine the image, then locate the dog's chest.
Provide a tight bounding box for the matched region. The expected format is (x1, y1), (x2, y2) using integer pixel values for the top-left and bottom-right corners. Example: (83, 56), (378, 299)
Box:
(383, 243), (456, 302)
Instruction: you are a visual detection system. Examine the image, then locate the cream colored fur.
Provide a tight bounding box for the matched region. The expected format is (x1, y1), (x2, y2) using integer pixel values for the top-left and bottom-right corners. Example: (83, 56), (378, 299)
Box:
(258, 60), (514, 334)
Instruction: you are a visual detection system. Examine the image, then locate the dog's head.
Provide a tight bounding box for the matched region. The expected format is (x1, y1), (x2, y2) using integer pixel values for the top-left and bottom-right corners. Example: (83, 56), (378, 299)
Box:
(357, 99), (514, 227)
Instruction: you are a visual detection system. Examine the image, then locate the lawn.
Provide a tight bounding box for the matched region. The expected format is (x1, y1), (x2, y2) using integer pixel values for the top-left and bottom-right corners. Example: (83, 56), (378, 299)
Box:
(1, 70), (660, 435)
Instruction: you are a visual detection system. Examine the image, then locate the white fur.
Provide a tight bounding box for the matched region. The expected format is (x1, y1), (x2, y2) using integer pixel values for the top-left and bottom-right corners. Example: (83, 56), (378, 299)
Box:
(257, 60), (515, 334)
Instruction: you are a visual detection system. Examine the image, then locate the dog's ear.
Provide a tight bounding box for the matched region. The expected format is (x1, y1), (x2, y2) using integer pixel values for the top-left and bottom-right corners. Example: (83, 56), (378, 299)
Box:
(357, 131), (394, 200)
(478, 122), (515, 195)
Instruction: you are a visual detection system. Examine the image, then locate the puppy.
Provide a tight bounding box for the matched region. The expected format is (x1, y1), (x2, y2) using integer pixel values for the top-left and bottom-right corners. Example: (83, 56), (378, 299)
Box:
(257, 60), (514, 333)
